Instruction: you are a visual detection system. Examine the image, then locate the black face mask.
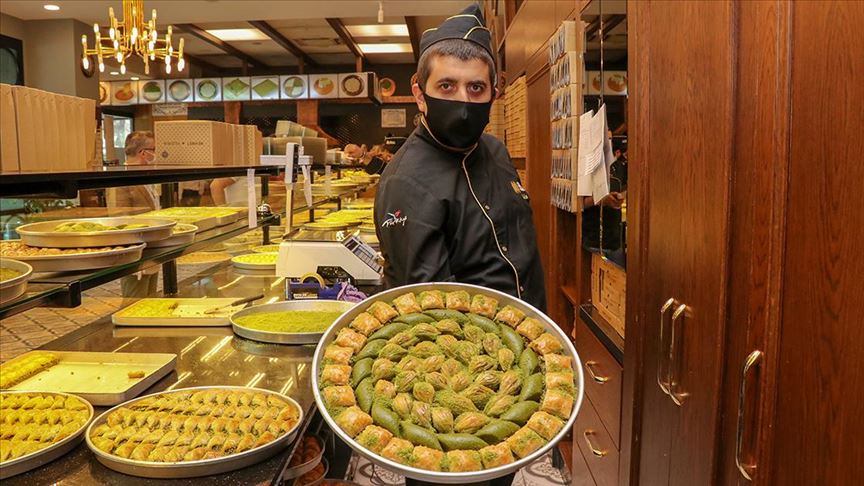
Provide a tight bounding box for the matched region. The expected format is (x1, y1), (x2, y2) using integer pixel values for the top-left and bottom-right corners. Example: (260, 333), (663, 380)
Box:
(422, 92), (492, 150)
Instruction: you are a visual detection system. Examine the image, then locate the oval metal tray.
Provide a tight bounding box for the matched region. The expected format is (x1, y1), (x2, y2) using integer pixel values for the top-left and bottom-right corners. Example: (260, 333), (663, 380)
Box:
(85, 385), (303, 479)
(0, 391), (95, 480)
(283, 435), (325, 480)
(16, 218), (176, 248)
(0, 258), (32, 304)
(0, 242), (145, 273)
(230, 253), (278, 271)
(311, 283), (585, 484)
(231, 300), (355, 344)
(145, 224), (198, 248)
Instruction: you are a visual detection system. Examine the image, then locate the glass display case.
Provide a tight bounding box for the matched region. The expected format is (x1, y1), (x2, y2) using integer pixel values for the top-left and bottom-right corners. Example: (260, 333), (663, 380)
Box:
(0, 163), (379, 484)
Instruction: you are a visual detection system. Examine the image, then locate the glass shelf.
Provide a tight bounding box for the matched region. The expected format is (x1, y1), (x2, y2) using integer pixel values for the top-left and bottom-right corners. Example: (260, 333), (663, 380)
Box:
(0, 215), (278, 320)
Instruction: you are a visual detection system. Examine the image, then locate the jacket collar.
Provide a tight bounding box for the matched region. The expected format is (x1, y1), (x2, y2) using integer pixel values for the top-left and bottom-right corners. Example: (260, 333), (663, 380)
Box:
(415, 116), (480, 154)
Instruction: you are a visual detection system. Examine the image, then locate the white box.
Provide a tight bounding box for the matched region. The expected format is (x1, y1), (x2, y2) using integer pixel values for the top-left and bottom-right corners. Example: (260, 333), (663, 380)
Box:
(166, 79), (193, 103)
(138, 79), (166, 104)
(309, 74), (338, 99)
(279, 74), (309, 99)
(111, 80), (138, 105)
(222, 77), (251, 101)
(338, 72), (369, 98)
(194, 78), (222, 102)
(250, 76), (279, 100)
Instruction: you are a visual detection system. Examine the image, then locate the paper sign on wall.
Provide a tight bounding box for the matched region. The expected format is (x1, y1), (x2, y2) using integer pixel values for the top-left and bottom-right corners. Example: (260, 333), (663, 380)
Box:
(381, 108), (406, 128)
(152, 103), (188, 117)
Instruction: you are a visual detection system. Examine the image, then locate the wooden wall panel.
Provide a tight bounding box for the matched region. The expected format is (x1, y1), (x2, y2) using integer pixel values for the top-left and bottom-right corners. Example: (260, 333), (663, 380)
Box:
(771, 2), (864, 484)
(525, 68), (555, 319)
(716, 1), (791, 484)
(620, 0), (648, 482)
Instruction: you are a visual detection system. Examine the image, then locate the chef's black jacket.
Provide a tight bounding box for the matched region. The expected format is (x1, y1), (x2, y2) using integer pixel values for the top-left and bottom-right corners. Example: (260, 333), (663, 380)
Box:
(374, 124), (547, 312)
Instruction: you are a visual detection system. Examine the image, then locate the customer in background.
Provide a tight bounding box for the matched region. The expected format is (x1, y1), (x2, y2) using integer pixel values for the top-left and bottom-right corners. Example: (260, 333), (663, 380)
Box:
(115, 131), (161, 299)
(109, 131), (159, 210)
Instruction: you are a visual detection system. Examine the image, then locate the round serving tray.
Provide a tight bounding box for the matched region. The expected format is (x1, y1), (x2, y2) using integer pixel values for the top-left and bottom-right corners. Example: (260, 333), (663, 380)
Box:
(231, 253), (278, 271)
(16, 218), (176, 248)
(85, 386), (303, 479)
(0, 391), (95, 480)
(311, 282), (585, 484)
(231, 300), (356, 345)
(0, 241), (146, 273)
(0, 258), (32, 304)
(283, 435), (326, 480)
(145, 224), (198, 248)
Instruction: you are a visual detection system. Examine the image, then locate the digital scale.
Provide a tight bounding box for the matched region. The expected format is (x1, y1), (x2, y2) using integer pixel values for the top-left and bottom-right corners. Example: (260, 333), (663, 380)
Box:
(276, 235), (382, 285)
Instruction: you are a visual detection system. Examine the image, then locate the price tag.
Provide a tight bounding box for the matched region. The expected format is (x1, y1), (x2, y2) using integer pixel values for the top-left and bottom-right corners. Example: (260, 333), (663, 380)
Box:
(247, 168), (257, 229)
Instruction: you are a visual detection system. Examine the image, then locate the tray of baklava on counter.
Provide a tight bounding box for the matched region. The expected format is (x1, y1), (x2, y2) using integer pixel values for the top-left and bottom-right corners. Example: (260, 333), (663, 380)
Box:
(85, 386), (303, 478)
(0, 351), (176, 406)
(0, 391), (95, 479)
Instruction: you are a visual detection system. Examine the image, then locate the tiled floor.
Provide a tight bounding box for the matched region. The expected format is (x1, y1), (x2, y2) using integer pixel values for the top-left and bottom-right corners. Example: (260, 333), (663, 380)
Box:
(346, 451), (570, 486)
(0, 282), (129, 363)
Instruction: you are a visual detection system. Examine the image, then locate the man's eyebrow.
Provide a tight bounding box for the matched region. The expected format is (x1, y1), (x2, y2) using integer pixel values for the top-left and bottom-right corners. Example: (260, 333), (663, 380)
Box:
(434, 77), (459, 84)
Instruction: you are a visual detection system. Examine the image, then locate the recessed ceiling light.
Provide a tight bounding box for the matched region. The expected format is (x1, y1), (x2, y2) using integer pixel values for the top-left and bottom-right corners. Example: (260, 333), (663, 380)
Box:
(109, 71), (120, 75)
(205, 28), (268, 41)
(43, 4), (60, 11)
(359, 43), (412, 54)
(346, 24), (408, 37)
(130, 76), (140, 81)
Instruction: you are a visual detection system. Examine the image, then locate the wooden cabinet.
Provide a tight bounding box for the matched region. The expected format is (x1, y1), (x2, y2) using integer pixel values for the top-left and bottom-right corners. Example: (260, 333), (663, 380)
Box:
(625, 1), (864, 485)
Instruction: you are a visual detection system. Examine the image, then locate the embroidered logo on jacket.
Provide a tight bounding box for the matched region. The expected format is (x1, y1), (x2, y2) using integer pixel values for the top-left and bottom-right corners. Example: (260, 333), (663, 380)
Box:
(381, 210), (407, 228)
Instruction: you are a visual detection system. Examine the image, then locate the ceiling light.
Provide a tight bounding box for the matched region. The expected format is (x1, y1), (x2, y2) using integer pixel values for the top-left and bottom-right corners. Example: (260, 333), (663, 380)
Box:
(109, 71), (119, 75)
(359, 43), (412, 54)
(43, 4), (60, 11)
(346, 24), (408, 37)
(131, 76), (140, 81)
(205, 29), (268, 41)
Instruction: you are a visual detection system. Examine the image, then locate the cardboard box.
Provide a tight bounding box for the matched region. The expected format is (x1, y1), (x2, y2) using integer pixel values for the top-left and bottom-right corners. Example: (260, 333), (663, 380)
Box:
(242, 125), (261, 165)
(154, 120), (231, 166)
(0, 84), (19, 172)
(231, 124), (244, 166)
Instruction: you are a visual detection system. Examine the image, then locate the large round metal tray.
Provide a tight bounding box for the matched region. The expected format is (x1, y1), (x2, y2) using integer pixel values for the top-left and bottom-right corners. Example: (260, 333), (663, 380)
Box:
(0, 241), (145, 273)
(283, 435), (325, 480)
(231, 253), (278, 271)
(311, 282), (585, 484)
(145, 224), (198, 248)
(85, 385), (303, 479)
(0, 258), (32, 304)
(16, 218), (176, 248)
(0, 391), (95, 479)
(231, 300), (355, 344)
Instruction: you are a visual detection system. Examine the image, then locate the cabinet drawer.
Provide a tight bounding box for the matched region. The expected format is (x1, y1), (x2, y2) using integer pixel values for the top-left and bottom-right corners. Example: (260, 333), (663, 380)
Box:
(574, 395), (619, 486)
(575, 320), (622, 447)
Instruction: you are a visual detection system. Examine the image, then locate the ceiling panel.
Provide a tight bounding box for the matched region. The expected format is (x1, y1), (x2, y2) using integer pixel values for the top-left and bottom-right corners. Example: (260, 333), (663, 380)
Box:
(195, 54), (243, 68)
(310, 53), (357, 66)
(366, 52), (415, 64)
(0, 1), (473, 23)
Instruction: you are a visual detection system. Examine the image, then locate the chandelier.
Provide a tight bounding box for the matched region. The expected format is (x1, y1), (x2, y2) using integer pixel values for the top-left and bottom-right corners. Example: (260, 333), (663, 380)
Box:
(80, 0), (184, 76)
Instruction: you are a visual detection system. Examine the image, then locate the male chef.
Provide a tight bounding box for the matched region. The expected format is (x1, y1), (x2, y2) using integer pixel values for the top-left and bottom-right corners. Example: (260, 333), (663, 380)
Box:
(375, 4), (546, 315)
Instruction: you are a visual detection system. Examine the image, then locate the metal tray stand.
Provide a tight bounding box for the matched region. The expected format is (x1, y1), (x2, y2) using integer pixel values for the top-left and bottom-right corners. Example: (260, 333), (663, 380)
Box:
(85, 386), (303, 478)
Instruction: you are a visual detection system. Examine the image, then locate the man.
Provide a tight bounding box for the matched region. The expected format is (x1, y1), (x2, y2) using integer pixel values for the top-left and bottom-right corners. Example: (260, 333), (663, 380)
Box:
(374, 4), (546, 315)
(111, 131), (160, 209)
(582, 137), (627, 263)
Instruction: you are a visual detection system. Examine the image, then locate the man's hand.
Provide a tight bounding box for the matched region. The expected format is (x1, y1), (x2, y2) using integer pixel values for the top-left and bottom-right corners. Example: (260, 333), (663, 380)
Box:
(599, 192), (624, 209)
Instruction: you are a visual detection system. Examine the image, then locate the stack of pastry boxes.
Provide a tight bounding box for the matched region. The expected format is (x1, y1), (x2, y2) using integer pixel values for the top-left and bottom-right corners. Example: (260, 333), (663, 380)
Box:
(503, 76), (526, 158)
(549, 21), (585, 213)
(154, 120), (263, 166)
(1, 84), (97, 172)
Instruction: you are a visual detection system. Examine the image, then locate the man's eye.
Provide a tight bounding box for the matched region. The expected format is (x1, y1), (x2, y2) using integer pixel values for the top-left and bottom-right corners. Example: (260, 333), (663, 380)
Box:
(439, 82), (452, 90)
(470, 84), (484, 93)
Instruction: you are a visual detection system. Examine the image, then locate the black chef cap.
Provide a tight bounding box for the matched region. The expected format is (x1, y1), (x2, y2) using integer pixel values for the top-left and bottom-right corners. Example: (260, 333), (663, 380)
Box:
(419, 3), (493, 60)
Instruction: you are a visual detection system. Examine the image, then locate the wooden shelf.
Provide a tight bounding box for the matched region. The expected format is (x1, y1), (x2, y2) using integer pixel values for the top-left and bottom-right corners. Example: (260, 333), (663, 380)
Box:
(561, 285), (580, 306)
(579, 304), (624, 364)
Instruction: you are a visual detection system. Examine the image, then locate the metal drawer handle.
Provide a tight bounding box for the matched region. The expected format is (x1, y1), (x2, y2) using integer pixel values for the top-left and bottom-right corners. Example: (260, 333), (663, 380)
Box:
(736, 350), (763, 481)
(668, 304), (688, 406)
(657, 298), (676, 395)
(584, 360), (609, 383)
(582, 430), (608, 457)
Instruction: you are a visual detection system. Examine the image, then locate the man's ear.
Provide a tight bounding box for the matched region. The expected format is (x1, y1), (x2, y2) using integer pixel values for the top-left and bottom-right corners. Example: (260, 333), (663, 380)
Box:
(412, 81), (427, 115)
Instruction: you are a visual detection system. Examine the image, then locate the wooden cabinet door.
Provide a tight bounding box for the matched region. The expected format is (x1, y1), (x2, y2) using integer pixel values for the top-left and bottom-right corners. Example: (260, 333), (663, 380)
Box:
(631, 1), (734, 485)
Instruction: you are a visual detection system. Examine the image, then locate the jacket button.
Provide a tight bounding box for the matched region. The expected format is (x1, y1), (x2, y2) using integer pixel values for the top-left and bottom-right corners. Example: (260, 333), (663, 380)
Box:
(502, 246), (508, 253)
(484, 204), (491, 211)
(519, 286), (525, 292)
